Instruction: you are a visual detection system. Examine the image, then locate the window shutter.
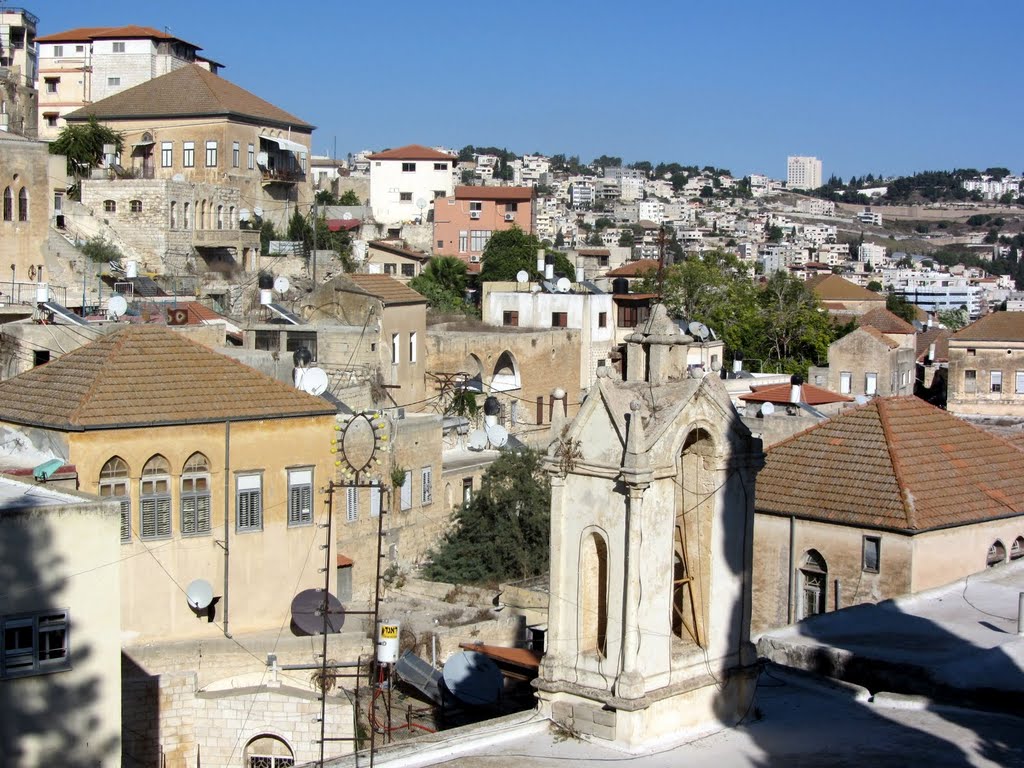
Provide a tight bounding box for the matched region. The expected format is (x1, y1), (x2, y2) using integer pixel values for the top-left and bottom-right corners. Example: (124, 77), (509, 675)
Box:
(141, 498), (156, 538)
(421, 467), (432, 505)
(120, 499), (131, 542)
(157, 497), (171, 538)
(289, 485), (303, 525)
(196, 494), (211, 533)
(347, 487), (358, 522)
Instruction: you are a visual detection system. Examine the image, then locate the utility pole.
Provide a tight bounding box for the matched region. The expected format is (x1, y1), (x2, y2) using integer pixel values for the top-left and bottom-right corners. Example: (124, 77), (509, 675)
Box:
(312, 197), (318, 286)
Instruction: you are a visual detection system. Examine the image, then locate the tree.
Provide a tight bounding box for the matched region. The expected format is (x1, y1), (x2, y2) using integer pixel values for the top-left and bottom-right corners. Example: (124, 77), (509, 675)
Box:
(594, 217), (615, 230)
(80, 236), (121, 264)
(259, 219), (278, 253)
(867, 280), (883, 292)
(338, 189), (361, 206)
(586, 231), (603, 246)
(423, 448), (550, 584)
(937, 307), (968, 330)
(478, 227), (573, 282)
(756, 271), (835, 370)
(409, 256), (470, 313)
(618, 229), (635, 247)
(886, 291), (918, 324)
(314, 189), (338, 205)
(49, 116), (124, 177)
(592, 154), (622, 168)
(767, 225), (784, 243)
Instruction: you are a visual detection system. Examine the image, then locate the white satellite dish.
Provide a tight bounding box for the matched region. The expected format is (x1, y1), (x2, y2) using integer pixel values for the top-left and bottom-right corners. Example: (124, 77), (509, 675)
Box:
(172, 173), (185, 182)
(342, 211), (352, 220)
(239, 208), (250, 222)
(854, 395), (868, 405)
(300, 367), (329, 396)
(688, 321), (710, 340)
(467, 429), (487, 451)
(253, 206), (264, 218)
(530, 284), (542, 293)
(486, 424), (508, 448)
(273, 276), (290, 293)
(108, 294), (128, 318)
(416, 198), (427, 210)
(556, 277), (572, 293)
(760, 402), (775, 416)
(515, 270), (529, 283)
(186, 579), (214, 610)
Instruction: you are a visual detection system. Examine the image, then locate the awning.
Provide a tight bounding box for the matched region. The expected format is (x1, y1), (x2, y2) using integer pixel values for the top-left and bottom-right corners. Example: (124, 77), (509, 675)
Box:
(327, 218), (361, 232)
(260, 134), (307, 154)
(131, 140), (155, 147)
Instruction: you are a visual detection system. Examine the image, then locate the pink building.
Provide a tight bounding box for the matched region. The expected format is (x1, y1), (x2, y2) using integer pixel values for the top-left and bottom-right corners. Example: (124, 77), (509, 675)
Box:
(433, 186), (534, 263)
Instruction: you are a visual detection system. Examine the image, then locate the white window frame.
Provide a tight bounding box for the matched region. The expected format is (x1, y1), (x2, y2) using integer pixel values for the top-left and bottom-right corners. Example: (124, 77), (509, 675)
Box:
(183, 141), (195, 168)
(990, 370), (1002, 393)
(161, 141), (173, 168)
(1015, 371), (1024, 395)
(1, 610), (70, 678)
(107, 76), (120, 87)
(181, 455), (211, 536)
(409, 331), (417, 364)
(236, 474), (263, 532)
(288, 468), (314, 526)
(112, 41), (126, 53)
(865, 372), (878, 396)
(421, 466), (432, 505)
(247, 143), (255, 170)
(346, 486), (358, 523)
(232, 141), (240, 168)
(391, 333), (400, 365)
(401, 162), (416, 172)
(205, 140), (218, 167)
(458, 230), (468, 253)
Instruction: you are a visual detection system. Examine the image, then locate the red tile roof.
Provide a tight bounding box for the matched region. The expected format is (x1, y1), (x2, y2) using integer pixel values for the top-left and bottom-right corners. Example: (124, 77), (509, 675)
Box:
(576, 249), (611, 257)
(916, 327), (952, 362)
(606, 259), (659, 277)
(453, 186), (533, 201)
(757, 396), (1024, 532)
(366, 144), (457, 161)
(368, 240), (430, 262)
(807, 274), (885, 303)
(344, 274), (426, 306)
(858, 307), (916, 335)
(857, 325), (901, 349)
(38, 25), (200, 47)
(952, 311), (1024, 342)
(741, 382), (853, 406)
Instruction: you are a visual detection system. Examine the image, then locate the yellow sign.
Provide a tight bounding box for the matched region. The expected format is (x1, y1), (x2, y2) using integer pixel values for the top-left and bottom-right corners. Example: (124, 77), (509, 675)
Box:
(379, 624), (399, 639)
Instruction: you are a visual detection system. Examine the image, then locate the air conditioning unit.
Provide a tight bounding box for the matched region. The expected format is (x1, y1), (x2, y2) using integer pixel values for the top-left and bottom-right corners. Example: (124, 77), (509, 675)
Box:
(503, 213), (515, 221)
(469, 255), (481, 263)
(469, 210), (481, 219)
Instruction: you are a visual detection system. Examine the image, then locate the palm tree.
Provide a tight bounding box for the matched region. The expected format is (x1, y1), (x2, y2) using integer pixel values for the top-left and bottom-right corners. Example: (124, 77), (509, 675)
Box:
(49, 117), (124, 178)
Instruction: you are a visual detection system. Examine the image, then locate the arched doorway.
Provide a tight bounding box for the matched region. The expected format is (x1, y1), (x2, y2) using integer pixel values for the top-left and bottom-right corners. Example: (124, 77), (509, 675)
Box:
(244, 734), (294, 767)
(491, 350), (521, 392)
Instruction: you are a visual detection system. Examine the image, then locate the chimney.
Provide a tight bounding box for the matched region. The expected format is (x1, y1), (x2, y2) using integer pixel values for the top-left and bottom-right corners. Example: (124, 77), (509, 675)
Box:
(545, 263), (554, 280)
(789, 374), (804, 404)
(536, 248), (545, 273)
(732, 352), (743, 374)
(927, 342), (936, 363)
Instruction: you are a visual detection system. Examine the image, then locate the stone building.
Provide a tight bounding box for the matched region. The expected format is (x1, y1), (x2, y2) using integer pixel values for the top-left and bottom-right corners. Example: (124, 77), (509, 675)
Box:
(947, 311), (1024, 417)
(536, 305), (762, 746)
(752, 396), (1024, 633)
(809, 320), (916, 399)
(0, 7), (38, 138)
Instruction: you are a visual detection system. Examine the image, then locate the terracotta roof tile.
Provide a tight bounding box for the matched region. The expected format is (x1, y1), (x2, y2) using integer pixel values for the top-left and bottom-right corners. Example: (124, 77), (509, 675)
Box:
(807, 274), (885, 303)
(366, 145), (457, 161)
(38, 25), (199, 45)
(0, 325), (333, 430)
(345, 274), (426, 306)
(857, 325), (901, 349)
(916, 327), (952, 362)
(951, 312), (1024, 342)
(453, 186), (533, 201)
(368, 240), (430, 262)
(606, 259), (660, 277)
(64, 64), (312, 130)
(757, 396), (1024, 531)
(859, 307), (916, 335)
(576, 249), (611, 257)
(741, 382), (853, 406)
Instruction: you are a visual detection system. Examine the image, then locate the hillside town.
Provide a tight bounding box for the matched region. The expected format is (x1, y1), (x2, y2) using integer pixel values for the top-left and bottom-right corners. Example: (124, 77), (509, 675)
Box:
(1, 8), (1023, 768)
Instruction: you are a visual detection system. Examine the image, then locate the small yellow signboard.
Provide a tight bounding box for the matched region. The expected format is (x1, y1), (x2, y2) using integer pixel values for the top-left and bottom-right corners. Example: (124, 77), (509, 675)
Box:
(379, 624), (399, 639)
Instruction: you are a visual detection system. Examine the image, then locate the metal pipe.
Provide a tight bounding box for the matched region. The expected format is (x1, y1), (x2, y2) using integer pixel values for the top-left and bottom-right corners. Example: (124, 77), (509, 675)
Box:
(787, 515), (796, 624)
(319, 483), (334, 768)
(223, 420), (231, 638)
(1018, 592), (1024, 636)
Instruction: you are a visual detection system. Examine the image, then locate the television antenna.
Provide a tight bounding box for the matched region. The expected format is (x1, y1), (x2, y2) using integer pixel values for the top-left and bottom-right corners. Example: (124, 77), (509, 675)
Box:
(760, 402), (775, 417)
(253, 206), (264, 218)
(467, 429), (487, 451)
(290, 588), (345, 635)
(442, 651), (503, 705)
(108, 294), (128, 319)
(486, 424), (508, 448)
(239, 208), (250, 222)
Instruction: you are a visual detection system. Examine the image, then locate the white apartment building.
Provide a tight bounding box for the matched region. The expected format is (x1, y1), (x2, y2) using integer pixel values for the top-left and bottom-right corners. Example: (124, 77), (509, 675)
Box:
(962, 175), (1022, 201)
(857, 209), (883, 226)
(513, 154), (550, 187)
(797, 198), (836, 217)
(786, 155), (822, 190)
(637, 199), (665, 223)
(889, 275), (983, 318)
(36, 25), (221, 140)
(645, 178), (674, 198)
(800, 223), (837, 246)
(367, 144), (457, 225)
(569, 180), (595, 208)
(816, 242), (850, 266)
(620, 176), (643, 202)
(858, 242), (887, 267)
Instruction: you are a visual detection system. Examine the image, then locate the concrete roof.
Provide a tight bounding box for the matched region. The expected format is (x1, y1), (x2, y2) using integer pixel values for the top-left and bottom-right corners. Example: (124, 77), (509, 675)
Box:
(807, 274), (886, 303)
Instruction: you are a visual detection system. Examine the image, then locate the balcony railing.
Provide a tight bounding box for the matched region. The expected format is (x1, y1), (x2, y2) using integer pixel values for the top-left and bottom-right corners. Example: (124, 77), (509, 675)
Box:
(260, 168), (306, 184)
(192, 229), (260, 247)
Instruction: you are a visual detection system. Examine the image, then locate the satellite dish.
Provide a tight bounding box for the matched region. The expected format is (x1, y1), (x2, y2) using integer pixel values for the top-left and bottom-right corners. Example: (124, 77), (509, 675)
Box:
(342, 211), (353, 220)
(467, 429), (487, 451)
(273, 275), (291, 293)
(239, 208), (250, 222)
(515, 270), (529, 283)
(530, 284), (542, 293)
(290, 588), (345, 635)
(760, 402), (775, 417)
(486, 424), (508, 448)
(416, 198), (427, 210)
(186, 579), (214, 611)
(442, 651), (503, 706)
(300, 367), (329, 396)
(855, 395), (869, 405)
(556, 277), (571, 293)
(253, 206), (264, 218)
(172, 173), (185, 182)
(688, 321), (710, 340)
(108, 294), (128, 318)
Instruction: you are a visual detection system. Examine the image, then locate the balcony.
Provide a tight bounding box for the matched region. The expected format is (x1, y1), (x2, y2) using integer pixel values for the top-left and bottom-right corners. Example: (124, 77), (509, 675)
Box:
(260, 167), (306, 185)
(192, 229), (260, 249)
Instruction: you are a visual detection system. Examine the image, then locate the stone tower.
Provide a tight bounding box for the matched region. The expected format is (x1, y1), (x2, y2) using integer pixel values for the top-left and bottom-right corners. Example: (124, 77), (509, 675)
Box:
(536, 305), (763, 746)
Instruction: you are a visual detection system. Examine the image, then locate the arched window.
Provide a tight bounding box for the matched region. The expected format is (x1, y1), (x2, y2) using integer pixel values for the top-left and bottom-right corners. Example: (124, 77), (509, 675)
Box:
(103, 199), (116, 213)
(2, 187), (12, 221)
(1011, 536), (1024, 561)
(244, 734), (294, 767)
(140, 455), (171, 540)
(17, 187), (28, 221)
(987, 540), (1006, 567)
(579, 531), (608, 657)
(169, 200), (177, 228)
(181, 452), (211, 535)
(491, 351), (520, 392)
(199, 200), (206, 230)
(229, 205), (235, 229)
(183, 201), (191, 229)
(216, 204), (223, 230)
(99, 457), (131, 543)
(800, 550), (828, 618)
(673, 429), (714, 646)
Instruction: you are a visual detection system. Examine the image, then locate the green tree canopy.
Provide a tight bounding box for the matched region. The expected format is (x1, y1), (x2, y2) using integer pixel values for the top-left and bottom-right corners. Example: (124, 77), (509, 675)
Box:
(338, 189), (361, 206)
(49, 116), (124, 176)
(867, 280), (883, 292)
(423, 448), (550, 584)
(886, 291), (918, 323)
(409, 256), (471, 313)
(478, 227), (574, 282)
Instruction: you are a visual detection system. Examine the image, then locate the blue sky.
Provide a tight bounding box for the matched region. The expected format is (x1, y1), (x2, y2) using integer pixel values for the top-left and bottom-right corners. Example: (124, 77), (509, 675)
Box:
(36, 0), (1024, 180)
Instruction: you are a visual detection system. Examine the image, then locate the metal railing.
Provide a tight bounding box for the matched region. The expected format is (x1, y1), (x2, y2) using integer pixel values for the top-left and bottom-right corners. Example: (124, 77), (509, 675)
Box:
(0, 282), (68, 306)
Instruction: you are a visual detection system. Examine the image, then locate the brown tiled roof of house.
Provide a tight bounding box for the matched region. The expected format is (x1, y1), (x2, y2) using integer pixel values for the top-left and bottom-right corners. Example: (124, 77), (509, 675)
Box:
(757, 396), (1024, 532)
(368, 240), (430, 262)
(951, 311), (1024, 342)
(916, 327), (952, 362)
(366, 145), (457, 161)
(576, 249), (610, 257)
(453, 186), (532, 201)
(0, 325), (334, 431)
(856, 325), (901, 349)
(740, 382), (853, 406)
(606, 259), (659, 277)
(859, 307), (916, 335)
(345, 274), (426, 306)
(64, 64), (312, 130)
(806, 274), (885, 303)
(38, 25), (199, 45)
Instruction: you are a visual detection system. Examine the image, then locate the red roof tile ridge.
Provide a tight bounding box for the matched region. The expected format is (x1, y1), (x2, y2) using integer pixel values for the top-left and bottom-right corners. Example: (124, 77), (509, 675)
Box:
(876, 398), (916, 530)
(65, 328), (134, 426)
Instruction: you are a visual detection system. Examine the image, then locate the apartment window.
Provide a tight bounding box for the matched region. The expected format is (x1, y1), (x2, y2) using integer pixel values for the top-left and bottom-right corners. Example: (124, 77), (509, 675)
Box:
(169, 201), (177, 228)
(52, 45), (63, 57)
(505, 202), (518, 213)
(383, 263), (396, 275)
(839, 371), (852, 395)
(469, 201), (483, 213)
(205, 140), (218, 167)
(1, 611), (70, 678)
(17, 188), (27, 221)
(552, 312), (568, 328)
(139, 455), (172, 540)
(161, 141), (173, 167)
(232, 141), (240, 168)
(409, 331), (417, 364)
(421, 467), (433, 505)
(75, 45), (84, 53)
(181, 452), (211, 536)
(401, 162), (416, 172)
(44, 77), (59, 93)
(247, 143), (255, 170)
(964, 369), (977, 394)
(990, 370), (1002, 393)
(391, 333), (400, 364)
(503, 311), (519, 327)
(112, 41), (126, 53)
(130, 199), (142, 213)
(103, 199), (116, 213)
(44, 113), (58, 128)
(966, 348), (976, 356)
(346, 486), (358, 522)
(863, 536), (881, 573)
(107, 76), (121, 87)
(99, 456), (131, 543)
(1016, 371), (1024, 394)
(2, 187), (9, 221)
(617, 304), (650, 328)
(865, 372), (878, 396)
(400, 470), (412, 511)
(183, 141), (195, 168)
(287, 468), (314, 526)
(401, 263), (415, 277)
(598, 312), (607, 328)
(462, 478), (473, 505)
(236, 474), (263, 531)
(458, 231), (468, 253)
(433, 162), (447, 171)
(470, 230), (490, 251)
(400, 192), (412, 202)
